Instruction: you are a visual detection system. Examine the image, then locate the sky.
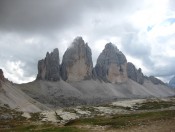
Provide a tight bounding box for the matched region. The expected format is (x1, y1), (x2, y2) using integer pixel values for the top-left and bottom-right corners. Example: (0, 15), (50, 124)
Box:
(0, 0), (175, 84)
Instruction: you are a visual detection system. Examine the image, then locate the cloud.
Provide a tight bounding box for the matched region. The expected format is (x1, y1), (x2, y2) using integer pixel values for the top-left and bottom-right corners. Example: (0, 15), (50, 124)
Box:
(121, 14), (175, 81)
(0, 0), (175, 83)
(0, 0), (143, 35)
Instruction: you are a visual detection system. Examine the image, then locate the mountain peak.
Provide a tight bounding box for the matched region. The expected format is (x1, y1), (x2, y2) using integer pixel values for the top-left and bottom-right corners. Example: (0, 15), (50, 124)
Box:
(95, 43), (127, 83)
(37, 48), (60, 81)
(61, 37), (93, 81)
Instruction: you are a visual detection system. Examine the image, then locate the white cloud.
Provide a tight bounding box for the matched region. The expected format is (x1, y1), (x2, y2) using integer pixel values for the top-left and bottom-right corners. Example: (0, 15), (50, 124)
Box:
(130, 0), (169, 28)
(2, 61), (35, 83)
(0, 0), (175, 83)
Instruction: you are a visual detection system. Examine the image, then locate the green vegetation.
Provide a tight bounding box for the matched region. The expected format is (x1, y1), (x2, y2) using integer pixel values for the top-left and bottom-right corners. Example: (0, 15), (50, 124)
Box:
(2, 124), (86, 132)
(133, 100), (175, 110)
(29, 112), (45, 121)
(0, 105), (27, 130)
(66, 110), (175, 129)
(0, 105), (25, 120)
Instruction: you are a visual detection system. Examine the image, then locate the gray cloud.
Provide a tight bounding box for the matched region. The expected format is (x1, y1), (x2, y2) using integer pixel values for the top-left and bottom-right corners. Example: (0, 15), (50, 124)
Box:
(121, 30), (154, 69)
(0, 0), (174, 83)
(121, 24), (175, 81)
(0, 0), (143, 34)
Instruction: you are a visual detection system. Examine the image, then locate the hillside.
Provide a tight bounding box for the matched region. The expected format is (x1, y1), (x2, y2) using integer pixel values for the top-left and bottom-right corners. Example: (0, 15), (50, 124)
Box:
(16, 79), (174, 108)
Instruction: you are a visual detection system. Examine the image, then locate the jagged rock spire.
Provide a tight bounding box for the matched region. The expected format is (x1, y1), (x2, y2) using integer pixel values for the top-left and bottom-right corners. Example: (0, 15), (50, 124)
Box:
(61, 36), (93, 81)
(127, 62), (144, 84)
(95, 43), (128, 83)
(37, 48), (60, 81)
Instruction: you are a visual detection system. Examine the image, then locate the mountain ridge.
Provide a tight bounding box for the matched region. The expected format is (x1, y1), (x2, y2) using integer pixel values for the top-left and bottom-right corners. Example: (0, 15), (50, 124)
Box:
(0, 36), (174, 110)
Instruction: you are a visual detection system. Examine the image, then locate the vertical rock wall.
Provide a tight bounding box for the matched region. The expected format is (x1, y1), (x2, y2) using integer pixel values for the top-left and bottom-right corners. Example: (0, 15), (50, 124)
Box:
(37, 48), (60, 81)
(95, 43), (128, 83)
(61, 37), (93, 81)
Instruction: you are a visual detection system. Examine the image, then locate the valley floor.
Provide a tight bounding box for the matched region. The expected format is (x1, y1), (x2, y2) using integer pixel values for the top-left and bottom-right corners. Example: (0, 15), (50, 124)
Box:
(0, 97), (175, 132)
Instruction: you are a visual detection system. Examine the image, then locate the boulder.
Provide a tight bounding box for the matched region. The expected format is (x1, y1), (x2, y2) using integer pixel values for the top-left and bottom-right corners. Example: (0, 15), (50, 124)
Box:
(127, 62), (144, 84)
(61, 37), (93, 81)
(95, 43), (128, 83)
(36, 48), (60, 81)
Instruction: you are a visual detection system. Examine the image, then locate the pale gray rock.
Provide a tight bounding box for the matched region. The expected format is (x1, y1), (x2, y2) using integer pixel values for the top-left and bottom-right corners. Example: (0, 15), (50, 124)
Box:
(169, 76), (175, 88)
(37, 48), (60, 81)
(61, 37), (93, 81)
(95, 43), (128, 83)
(127, 62), (144, 84)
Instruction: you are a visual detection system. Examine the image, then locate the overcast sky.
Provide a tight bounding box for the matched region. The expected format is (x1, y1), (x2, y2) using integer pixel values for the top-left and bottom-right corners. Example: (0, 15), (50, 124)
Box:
(0, 0), (175, 83)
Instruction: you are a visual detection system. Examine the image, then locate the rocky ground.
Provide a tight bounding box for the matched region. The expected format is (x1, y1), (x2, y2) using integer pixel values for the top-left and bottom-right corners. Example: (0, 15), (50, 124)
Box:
(0, 97), (175, 131)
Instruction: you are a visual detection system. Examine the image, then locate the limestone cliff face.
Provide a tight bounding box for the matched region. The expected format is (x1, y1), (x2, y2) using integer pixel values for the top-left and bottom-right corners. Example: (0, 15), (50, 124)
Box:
(95, 43), (128, 83)
(0, 69), (5, 87)
(61, 37), (93, 81)
(127, 62), (144, 84)
(37, 48), (60, 81)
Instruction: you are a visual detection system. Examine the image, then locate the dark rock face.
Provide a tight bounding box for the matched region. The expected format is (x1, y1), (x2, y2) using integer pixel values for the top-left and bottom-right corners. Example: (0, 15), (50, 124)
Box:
(95, 43), (128, 83)
(37, 48), (60, 81)
(0, 69), (5, 87)
(127, 62), (144, 84)
(0, 69), (4, 81)
(61, 37), (93, 81)
(169, 76), (175, 88)
(148, 76), (164, 85)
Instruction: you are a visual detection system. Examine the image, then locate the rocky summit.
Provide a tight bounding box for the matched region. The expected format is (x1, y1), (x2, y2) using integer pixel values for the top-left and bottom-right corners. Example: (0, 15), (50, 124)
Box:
(95, 43), (128, 83)
(127, 62), (144, 84)
(37, 48), (60, 81)
(61, 37), (93, 81)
